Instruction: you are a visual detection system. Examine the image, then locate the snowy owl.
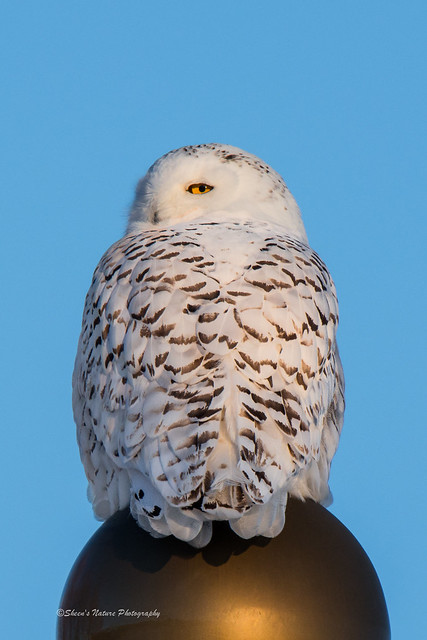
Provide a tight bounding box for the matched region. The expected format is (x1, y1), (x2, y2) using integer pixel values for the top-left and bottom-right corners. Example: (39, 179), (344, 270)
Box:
(72, 143), (345, 548)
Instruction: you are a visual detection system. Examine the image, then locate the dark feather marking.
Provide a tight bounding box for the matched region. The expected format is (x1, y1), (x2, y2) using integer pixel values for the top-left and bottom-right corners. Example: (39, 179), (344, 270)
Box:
(195, 261), (215, 268)
(117, 269), (132, 281)
(281, 388), (299, 402)
(182, 255), (205, 263)
(181, 281), (207, 293)
(143, 505), (162, 518)
(237, 384), (250, 395)
(268, 320), (297, 340)
(168, 388), (199, 400)
(239, 428), (256, 443)
(170, 240), (200, 247)
(125, 251), (146, 261)
(276, 419), (297, 437)
(155, 352), (168, 367)
(198, 332), (218, 344)
(301, 321), (309, 334)
(153, 285), (172, 293)
(281, 362), (299, 376)
(135, 267), (150, 283)
(242, 402), (267, 422)
(270, 279), (292, 289)
(252, 392), (286, 415)
(257, 260), (277, 266)
(116, 343), (125, 356)
(287, 443), (304, 462)
(260, 358), (277, 369)
(169, 335), (197, 345)
(238, 351), (261, 373)
(306, 277), (322, 292)
(240, 446), (254, 462)
(162, 417), (192, 431)
(254, 470), (271, 485)
(246, 279), (274, 292)
(243, 324), (268, 343)
(164, 363), (182, 375)
(281, 268), (305, 286)
(227, 290), (251, 297)
(203, 359), (222, 370)
(149, 248), (166, 257)
(271, 253), (292, 264)
(187, 394), (212, 407)
(158, 251), (180, 260)
(315, 302), (328, 325)
(296, 373), (308, 389)
(306, 314), (318, 332)
(198, 312), (219, 323)
(185, 303), (201, 313)
(193, 290), (220, 301)
(145, 307), (166, 324)
(188, 406), (220, 419)
(295, 255), (313, 267)
(145, 272), (166, 283)
(233, 308), (243, 328)
(152, 323), (175, 337)
(181, 356), (204, 374)
(104, 264), (121, 282)
(131, 303), (150, 321)
(301, 360), (315, 378)
(177, 431), (218, 451)
(286, 404), (301, 422)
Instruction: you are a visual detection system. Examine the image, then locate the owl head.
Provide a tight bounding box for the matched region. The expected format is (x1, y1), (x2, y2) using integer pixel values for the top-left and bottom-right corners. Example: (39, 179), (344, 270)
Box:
(127, 143), (307, 242)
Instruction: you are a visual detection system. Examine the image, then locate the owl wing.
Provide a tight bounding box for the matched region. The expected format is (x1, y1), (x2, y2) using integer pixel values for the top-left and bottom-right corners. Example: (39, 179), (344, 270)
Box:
(72, 228), (227, 535)
(214, 232), (345, 523)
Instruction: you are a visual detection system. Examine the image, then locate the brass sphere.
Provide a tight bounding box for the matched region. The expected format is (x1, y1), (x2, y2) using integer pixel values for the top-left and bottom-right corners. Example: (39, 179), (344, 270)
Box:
(58, 498), (390, 639)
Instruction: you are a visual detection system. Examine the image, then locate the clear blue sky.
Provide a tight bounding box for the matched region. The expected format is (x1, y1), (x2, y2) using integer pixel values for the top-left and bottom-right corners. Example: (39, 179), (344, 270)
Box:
(1, 2), (426, 638)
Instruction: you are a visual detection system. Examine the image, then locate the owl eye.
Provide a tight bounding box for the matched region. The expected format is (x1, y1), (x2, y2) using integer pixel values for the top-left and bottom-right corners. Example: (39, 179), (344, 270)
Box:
(186, 183), (214, 195)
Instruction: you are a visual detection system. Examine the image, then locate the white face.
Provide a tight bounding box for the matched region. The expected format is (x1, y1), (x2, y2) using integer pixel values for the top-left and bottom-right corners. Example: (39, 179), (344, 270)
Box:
(127, 144), (308, 242)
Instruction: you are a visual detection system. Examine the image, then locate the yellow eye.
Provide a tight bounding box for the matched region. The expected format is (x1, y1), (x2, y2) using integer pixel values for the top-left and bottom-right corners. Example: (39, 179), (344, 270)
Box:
(186, 183), (214, 195)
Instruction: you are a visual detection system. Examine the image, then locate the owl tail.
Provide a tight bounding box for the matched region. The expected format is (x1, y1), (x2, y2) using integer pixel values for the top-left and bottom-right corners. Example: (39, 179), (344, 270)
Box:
(230, 489), (288, 539)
